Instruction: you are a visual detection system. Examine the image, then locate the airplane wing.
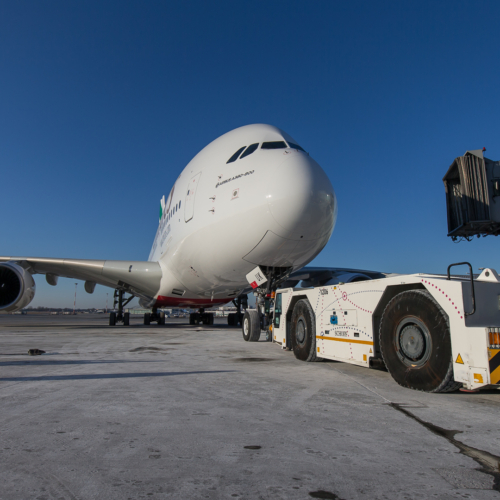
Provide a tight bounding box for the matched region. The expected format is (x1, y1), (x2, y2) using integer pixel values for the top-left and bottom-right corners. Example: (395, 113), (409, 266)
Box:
(0, 256), (162, 305)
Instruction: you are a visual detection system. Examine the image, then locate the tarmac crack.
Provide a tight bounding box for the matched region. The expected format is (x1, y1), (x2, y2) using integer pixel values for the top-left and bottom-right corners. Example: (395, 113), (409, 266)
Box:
(324, 363), (500, 491)
(389, 402), (500, 492)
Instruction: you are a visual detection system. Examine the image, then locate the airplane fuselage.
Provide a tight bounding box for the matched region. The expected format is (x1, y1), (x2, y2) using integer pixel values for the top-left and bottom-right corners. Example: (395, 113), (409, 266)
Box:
(147, 124), (337, 308)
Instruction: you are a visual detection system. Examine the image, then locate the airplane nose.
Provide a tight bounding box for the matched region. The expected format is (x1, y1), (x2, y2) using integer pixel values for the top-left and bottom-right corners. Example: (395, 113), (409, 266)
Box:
(266, 153), (337, 241)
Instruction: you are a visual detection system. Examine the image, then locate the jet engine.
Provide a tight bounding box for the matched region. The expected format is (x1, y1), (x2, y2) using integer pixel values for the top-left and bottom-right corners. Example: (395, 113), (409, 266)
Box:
(0, 263), (36, 312)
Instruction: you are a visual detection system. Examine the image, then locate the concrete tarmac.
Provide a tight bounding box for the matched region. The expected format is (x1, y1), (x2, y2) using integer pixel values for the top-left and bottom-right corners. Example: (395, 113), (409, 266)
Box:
(1, 314), (499, 500)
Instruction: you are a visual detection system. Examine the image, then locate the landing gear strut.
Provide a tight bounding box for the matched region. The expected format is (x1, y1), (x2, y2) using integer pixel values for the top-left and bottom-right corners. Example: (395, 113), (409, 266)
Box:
(242, 267), (290, 342)
(144, 307), (165, 326)
(190, 308), (214, 325)
(109, 289), (134, 326)
(227, 294), (248, 326)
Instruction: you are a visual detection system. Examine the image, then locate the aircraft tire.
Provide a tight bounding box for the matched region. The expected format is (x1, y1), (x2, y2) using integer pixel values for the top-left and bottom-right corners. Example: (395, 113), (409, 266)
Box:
(159, 312), (165, 325)
(379, 290), (462, 393)
(290, 299), (318, 362)
(123, 312), (130, 326)
(109, 312), (116, 326)
(208, 314), (214, 325)
(227, 313), (235, 326)
(189, 313), (196, 325)
(242, 310), (260, 342)
(144, 313), (151, 326)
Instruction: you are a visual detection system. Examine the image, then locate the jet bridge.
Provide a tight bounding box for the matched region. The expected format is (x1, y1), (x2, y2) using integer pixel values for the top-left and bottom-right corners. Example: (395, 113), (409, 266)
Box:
(443, 149), (500, 240)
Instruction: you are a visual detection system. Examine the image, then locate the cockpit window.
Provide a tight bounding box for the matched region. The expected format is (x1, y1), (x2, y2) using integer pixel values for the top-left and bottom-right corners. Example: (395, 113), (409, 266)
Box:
(261, 141), (287, 149)
(288, 142), (306, 152)
(240, 143), (259, 159)
(226, 146), (246, 164)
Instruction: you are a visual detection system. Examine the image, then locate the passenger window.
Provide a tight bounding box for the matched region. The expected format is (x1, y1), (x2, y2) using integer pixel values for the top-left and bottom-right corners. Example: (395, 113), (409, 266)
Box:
(226, 146), (246, 164)
(261, 141), (287, 149)
(288, 142), (306, 152)
(240, 143), (259, 159)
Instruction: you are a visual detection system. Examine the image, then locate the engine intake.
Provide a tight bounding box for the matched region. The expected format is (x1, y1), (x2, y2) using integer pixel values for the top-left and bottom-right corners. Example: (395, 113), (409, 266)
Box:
(0, 263), (36, 312)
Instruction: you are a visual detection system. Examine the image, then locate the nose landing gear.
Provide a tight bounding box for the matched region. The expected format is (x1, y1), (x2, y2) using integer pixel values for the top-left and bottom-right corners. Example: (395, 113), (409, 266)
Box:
(242, 266), (291, 342)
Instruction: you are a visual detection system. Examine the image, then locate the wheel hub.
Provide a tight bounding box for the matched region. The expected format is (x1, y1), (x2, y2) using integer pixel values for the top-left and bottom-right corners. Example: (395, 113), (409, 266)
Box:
(296, 318), (306, 345)
(396, 317), (432, 367)
(399, 325), (424, 359)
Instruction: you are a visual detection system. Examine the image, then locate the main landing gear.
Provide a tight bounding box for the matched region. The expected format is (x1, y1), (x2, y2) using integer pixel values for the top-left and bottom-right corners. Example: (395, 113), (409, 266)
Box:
(144, 308), (166, 326)
(227, 294), (248, 326)
(190, 308), (214, 325)
(109, 289), (134, 326)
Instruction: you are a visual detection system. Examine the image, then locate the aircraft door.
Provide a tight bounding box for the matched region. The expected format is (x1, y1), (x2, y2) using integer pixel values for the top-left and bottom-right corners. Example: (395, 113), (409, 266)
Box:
(184, 172), (201, 222)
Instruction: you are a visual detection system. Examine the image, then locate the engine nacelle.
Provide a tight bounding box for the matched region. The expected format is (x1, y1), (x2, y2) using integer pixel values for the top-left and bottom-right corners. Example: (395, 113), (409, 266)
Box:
(0, 263), (36, 312)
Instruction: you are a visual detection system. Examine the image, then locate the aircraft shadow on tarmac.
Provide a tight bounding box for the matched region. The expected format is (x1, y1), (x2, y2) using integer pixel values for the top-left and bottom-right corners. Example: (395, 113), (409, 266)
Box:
(0, 359), (166, 367)
(0, 370), (237, 382)
(0, 322), (239, 330)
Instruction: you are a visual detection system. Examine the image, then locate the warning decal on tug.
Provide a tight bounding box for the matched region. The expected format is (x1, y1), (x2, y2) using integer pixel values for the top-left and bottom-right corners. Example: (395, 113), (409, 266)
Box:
(489, 349), (500, 384)
(455, 353), (464, 364)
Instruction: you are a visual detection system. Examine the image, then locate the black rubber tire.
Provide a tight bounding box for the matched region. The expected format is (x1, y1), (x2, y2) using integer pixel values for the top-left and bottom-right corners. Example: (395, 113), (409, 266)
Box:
(291, 299), (318, 362)
(144, 313), (151, 326)
(159, 312), (165, 325)
(109, 312), (116, 326)
(227, 313), (235, 326)
(208, 314), (214, 325)
(123, 312), (130, 326)
(379, 289), (462, 393)
(189, 313), (196, 325)
(242, 310), (261, 342)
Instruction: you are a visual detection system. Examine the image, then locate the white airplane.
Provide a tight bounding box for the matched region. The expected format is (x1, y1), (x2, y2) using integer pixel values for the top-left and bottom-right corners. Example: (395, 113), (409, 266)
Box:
(0, 124), (338, 333)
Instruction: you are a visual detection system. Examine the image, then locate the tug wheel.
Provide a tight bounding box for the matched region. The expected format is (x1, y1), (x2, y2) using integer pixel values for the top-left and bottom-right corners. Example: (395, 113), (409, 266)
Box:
(379, 289), (462, 393)
(290, 299), (318, 362)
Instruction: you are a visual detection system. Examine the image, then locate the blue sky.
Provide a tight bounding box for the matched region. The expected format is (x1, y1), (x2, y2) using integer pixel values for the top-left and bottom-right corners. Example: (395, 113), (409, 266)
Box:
(1, 1), (499, 308)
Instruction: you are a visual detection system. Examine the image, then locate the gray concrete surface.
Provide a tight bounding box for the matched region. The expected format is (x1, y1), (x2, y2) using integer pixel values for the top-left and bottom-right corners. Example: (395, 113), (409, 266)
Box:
(1, 314), (499, 500)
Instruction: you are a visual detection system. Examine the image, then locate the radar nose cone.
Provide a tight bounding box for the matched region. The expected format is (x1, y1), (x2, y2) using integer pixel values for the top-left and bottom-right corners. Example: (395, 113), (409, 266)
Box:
(266, 153), (337, 241)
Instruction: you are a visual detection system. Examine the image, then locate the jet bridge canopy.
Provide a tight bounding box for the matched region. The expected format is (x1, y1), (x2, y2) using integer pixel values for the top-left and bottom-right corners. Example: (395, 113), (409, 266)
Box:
(443, 150), (500, 240)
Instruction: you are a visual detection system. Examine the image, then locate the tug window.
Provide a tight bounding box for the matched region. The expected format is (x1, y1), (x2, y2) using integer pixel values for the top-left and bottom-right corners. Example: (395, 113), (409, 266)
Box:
(240, 143), (259, 159)
(288, 142), (306, 152)
(261, 141), (287, 149)
(226, 146), (246, 164)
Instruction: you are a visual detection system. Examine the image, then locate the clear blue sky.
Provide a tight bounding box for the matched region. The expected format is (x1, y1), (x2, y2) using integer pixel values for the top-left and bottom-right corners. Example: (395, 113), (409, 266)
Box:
(1, 1), (499, 308)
